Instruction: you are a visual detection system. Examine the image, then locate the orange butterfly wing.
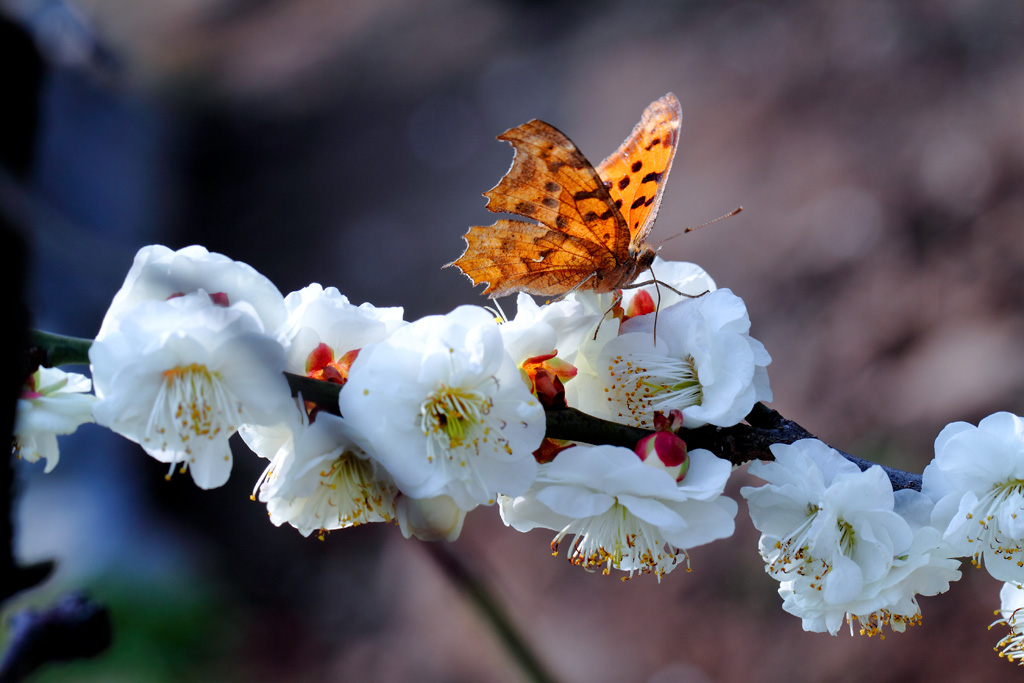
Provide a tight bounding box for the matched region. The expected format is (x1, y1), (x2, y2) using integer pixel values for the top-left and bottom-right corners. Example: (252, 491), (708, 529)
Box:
(595, 93), (682, 251)
(447, 120), (630, 298)
(447, 94), (680, 298)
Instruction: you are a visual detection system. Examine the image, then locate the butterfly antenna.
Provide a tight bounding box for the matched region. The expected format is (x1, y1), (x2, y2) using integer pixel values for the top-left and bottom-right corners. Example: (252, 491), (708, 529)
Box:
(656, 206), (743, 247)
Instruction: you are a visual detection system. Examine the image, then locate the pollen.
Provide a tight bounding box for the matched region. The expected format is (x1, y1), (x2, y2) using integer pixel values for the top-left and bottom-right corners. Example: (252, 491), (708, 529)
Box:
(420, 384), (492, 450)
(147, 362), (239, 479)
(549, 501), (687, 582)
(961, 479), (1024, 571)
(418, 380), (512, 482)
(606, 352), (702, 425)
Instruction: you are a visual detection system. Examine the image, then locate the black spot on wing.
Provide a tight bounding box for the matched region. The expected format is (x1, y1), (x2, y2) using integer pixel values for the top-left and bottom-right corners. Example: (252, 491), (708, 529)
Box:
(630, 196), (647, 210)
(618, 176), (630, 190)
(542, 197), (559, 208)
(644, 137), (661, 151)
(545, 181), (561, 193)
(572, 188), (605, 202)
(641, 171), (664, 185)
(631, 160), (643, 173)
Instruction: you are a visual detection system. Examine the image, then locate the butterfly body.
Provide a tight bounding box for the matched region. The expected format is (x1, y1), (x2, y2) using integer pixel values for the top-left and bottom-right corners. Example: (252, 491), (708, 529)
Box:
(447, 93), (681, 299)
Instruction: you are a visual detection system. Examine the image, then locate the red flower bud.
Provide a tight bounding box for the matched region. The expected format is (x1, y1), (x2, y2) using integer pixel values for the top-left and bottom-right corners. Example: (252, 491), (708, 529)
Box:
(634, 430), (689, 481)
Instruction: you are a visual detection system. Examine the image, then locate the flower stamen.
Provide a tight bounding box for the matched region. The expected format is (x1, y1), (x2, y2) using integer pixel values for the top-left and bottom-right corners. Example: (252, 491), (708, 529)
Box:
(147, 363), (242, 477)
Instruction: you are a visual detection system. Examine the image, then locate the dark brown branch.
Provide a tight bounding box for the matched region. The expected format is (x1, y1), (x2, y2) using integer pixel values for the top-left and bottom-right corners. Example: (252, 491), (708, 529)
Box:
(283, 373), (923, 492)
(543, 403), (923, 492)
(285, 373), (342, 415)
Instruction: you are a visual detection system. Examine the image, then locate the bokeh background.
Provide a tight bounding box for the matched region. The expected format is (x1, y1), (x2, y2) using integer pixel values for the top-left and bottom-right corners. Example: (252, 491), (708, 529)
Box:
(4, 0), (1024, 680)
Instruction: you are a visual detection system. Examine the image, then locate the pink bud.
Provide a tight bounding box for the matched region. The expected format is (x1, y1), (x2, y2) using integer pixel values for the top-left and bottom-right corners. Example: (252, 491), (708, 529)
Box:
(625, 289), (656, 318)
(634, 431), (689, 481)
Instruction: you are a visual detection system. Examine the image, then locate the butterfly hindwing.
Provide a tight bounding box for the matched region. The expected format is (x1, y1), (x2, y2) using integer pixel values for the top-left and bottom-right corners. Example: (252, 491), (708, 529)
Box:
(595, 93), (682, 251)
(451, 218), (612, 298)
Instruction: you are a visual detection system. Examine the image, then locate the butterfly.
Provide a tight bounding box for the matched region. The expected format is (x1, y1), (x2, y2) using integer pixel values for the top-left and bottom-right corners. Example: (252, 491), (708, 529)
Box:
(446, 92), (682, 299)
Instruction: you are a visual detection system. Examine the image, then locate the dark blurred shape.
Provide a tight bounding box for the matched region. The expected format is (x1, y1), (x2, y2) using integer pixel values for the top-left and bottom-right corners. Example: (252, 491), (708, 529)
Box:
(0, 15), (44, 178)
(17, 0), (119, 79)
(0, 593), (112, 682)
(0, 15), (48, 604)
(0, 16), (108, 683)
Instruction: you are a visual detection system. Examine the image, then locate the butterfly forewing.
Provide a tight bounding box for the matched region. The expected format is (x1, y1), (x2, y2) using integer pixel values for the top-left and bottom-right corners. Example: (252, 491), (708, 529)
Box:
(595, 92), (682, 250)
(484, 120), (630, 262)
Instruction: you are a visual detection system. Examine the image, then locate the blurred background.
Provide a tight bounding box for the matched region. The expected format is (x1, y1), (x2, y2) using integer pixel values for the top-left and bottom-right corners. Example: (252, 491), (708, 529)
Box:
(3, 0), (1024, 680)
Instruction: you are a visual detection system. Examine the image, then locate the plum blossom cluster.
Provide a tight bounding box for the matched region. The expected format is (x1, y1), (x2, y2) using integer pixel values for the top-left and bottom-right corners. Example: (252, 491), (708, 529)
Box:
(21, 247), (761, 573)
(742, 439), (960, 636)
(16, 243), (1024, 664)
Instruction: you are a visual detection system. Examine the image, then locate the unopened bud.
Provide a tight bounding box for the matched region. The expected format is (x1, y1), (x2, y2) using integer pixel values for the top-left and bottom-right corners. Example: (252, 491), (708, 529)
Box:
(396, 494), (466, 542)
(634, 430), (689, 481)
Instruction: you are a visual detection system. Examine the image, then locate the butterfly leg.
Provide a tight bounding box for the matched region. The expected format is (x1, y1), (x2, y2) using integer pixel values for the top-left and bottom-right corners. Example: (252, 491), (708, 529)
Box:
(545, 272), (598, 304)
(591, 291), (624, 341)
(619, 279), (687, 297)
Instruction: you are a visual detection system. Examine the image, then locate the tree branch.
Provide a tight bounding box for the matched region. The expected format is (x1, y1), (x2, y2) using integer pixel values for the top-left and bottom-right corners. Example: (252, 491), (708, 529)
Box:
(24, 335), (924, 492)
(544, 402), (922, 492)
(27, 331), (92, 368)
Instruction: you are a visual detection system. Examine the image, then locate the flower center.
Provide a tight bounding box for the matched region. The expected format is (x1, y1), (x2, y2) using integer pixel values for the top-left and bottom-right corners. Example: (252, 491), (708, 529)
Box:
(964, 479), (1024, 568)
(607, 353), (702, 427)
(765, 504), (834, 588)
(308, 452), (397, 539)
(838, 519), (856, 556)
(995, 592), (1024, 663)
(550, 501), (689, 581)
(148, 363), (242, 477)
(420, 384), (492, 457)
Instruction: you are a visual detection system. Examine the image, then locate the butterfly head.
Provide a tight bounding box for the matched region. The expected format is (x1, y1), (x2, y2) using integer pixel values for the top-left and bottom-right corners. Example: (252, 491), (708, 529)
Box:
(633, 244), (657, 279)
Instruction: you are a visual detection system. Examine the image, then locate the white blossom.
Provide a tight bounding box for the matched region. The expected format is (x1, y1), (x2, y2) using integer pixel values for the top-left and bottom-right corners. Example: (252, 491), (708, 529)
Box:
(993, 582), (1024, 665)
(338, 305), (544, 509)
(924, 411), (1024, 583)
(14, 366), (96, 472)
(90, 292), (292, 489)
(278, 283), (405, 374)
(743, 439), (960, 636)
(500, 443), (737, 580)
(243, 408), (397, 537)
(97, 244), (287, 338)
(500, 293), (600, 368)
(570, 288), (771, 429)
